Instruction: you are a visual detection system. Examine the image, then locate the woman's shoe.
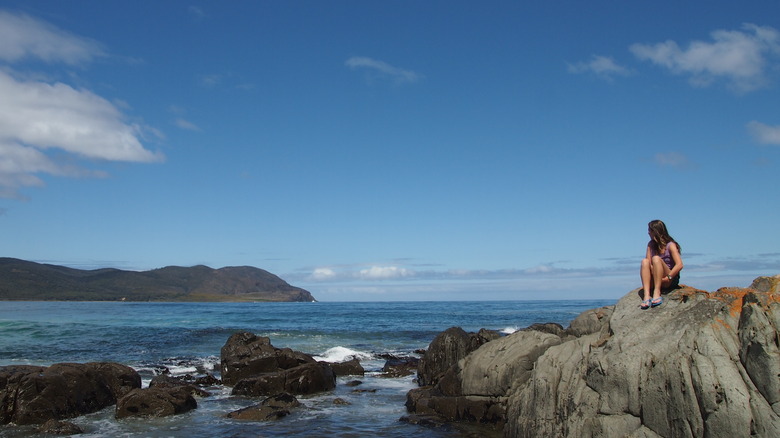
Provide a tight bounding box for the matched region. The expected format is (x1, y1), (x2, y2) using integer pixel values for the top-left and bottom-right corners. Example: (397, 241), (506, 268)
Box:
(651, 297), (663, 307)
(640, 299), (651, 310)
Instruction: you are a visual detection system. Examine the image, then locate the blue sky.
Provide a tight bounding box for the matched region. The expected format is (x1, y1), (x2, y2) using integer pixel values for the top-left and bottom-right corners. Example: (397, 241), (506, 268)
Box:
(1, 1), (779, 301)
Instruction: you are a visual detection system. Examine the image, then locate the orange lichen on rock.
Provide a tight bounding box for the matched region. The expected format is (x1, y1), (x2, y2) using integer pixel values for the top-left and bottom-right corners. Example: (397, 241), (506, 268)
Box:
(711, 287), (755, 318)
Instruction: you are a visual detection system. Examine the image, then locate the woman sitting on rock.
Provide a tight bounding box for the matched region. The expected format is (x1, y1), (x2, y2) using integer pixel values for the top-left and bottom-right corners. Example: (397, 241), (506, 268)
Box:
(640, 219), (683, 309)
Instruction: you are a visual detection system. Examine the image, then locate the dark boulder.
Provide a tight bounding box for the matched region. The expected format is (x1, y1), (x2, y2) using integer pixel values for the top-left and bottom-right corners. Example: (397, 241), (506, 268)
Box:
(381, 356), (420, 378)
(417, 327), (498, 387)
(220, 332), (315, 386)
(226, 393), (300, 421)
(0, 362), (140, 425)
(115, 387), (197, 419)
(36, 419), (84, 435)
(231, 362), (336, 397)
(149, 375), (210, 397)
(328, 358), (365, 376)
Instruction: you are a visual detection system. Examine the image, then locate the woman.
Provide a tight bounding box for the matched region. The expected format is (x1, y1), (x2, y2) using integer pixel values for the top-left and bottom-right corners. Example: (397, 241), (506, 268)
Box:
(640, 220), (683, 309)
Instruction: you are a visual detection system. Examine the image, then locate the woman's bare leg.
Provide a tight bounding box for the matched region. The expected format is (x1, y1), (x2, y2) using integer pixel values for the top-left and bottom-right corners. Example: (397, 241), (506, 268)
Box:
(640, 258), (653, 301)
(651, 255), (670, 299)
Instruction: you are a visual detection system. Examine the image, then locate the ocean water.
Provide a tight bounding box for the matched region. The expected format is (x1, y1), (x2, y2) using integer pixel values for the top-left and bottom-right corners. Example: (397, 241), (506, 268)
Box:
(0, 300), (613, 437)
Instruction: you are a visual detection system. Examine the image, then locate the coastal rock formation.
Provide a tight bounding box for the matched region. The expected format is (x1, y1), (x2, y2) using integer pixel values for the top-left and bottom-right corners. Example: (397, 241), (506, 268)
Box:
(329, 358), (365, 376)
(227, 393), (301, 421)
(221, 331), (336, 396)
(115, 387), (197, 418)
(406, 275), (780, 438)
(0, 362), (140, 425)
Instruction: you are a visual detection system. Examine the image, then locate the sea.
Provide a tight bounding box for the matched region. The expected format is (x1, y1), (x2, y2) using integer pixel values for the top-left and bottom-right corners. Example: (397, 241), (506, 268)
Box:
(0, 299), (614, 437)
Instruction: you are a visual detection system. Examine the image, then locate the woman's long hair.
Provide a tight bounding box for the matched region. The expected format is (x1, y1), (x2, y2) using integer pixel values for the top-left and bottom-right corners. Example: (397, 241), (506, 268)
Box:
(648, 219), (681, 254)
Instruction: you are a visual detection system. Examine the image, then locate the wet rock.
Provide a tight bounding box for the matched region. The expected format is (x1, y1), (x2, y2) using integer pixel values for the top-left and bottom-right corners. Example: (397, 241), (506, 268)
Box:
(333, 397), (351, 405)
(220, 331), (315, 386)
(149, 375), (210, 397)
(231, 362), (336, 397)
(0, 362), (140, 425)
(115, 387), (197, 419)
(227, 393), (300, 421)
(344, 380), (363, 387)
(36, 419), (84, 435)
(328, 358), (365, 376)
(381, 356), (420, 377)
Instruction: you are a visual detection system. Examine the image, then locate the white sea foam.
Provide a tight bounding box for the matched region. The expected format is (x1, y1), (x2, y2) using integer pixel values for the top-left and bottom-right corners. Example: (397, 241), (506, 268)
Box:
(501, 326), (519, 334)
(313, 346), (374, 363)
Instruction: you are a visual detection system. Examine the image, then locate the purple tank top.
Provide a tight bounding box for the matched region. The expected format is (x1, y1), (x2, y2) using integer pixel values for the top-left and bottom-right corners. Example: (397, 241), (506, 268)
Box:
(652, 242), (675, 269)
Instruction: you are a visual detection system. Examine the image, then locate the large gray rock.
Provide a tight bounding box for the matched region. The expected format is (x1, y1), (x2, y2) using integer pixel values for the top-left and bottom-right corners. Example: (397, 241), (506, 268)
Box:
(406, 326), (563, 426)
(0, 362), (140, 425)
(505, 280), (780, 438)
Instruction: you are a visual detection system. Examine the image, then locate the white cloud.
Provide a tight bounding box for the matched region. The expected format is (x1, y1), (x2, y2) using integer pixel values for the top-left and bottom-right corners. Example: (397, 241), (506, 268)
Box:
(630, 23), (780, 92)
(747, 121), (780, 145)
(653, 152), (690, 168)
(175, 118), (201, 131)
(567, 55), (632, 80)
(358, 265), (412, 280)
(311, 268), (337, 281)
(0, 11), (162, 199)
(346, 56), (422, 84)
(0, 10), (105, 65)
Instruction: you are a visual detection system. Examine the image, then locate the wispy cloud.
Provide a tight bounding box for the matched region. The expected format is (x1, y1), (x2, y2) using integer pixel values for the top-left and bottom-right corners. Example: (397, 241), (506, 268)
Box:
(346, 56), (423, 84)
(747, 121), (780, 145)
(567, 55), (632, 80)
(652, 152), (691, 168)
(0, 10), (161, 199)
(630, 23), (780, 92)
(188, 6), (207, 21)
(0, 10), (105, 65)
(175, 118), (201, 131)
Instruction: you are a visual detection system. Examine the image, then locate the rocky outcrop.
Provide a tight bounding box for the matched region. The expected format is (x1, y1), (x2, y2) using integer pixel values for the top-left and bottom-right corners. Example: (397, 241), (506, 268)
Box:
(0, 362), (140, 425)
(221, 331), (336, 397)
(226, 393), (301, 421)
(406, 275), (780, 438)
(115, 387), (197, 418)
(329, 358), (365, 376)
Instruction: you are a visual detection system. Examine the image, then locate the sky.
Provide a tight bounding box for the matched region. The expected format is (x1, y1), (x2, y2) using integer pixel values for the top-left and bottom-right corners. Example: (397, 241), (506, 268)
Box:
(1, 1), (779, 301)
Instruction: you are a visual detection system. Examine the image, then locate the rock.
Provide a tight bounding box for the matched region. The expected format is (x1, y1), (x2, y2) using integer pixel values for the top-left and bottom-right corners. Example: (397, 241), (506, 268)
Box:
(227, 393), (300, 421)
(405, 329), (561, 426)
(115, 387), (197, 418)
(231, 362), (336, 397)
(750, 274), (780, 293)
(149, 375), (210, 397)
(36, 419), (84, 435)
(345, 380), (363, 387)
(405, 277), (780, 437)
(504, 282), (780, 437)
(381, 356), (420, 378)
(416, 327), (496, 387)
(0, 362), (140, 425)
(565, 305), (614, 338)
(220, 331), (316, 386)
(328, 358), (365, 376)
(333, 397), (351, 405)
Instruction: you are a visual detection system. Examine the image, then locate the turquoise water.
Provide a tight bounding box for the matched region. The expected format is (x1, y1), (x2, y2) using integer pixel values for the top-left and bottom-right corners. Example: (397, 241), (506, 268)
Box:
(0, 300), (613, 437)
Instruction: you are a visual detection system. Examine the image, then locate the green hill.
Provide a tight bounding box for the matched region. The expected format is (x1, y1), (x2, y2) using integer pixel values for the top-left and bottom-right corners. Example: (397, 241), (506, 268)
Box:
(0, 258), (316, 302)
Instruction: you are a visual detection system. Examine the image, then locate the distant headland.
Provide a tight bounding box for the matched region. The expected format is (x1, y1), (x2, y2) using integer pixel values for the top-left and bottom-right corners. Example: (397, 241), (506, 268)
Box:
(0, 258), (315, 302)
